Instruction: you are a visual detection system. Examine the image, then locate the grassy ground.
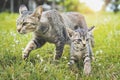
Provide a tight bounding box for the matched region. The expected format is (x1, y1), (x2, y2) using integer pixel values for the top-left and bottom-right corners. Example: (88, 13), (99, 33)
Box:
(0, 12), (120, 80)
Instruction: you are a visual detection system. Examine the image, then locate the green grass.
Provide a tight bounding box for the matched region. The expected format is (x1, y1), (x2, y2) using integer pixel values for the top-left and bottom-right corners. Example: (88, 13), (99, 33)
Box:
(0, 12), (120, 80)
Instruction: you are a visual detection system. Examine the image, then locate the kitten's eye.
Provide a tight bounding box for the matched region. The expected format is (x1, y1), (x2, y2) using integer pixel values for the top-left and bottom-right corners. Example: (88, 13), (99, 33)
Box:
(78, 39), (82, 42)
(86, 39), (89, 41)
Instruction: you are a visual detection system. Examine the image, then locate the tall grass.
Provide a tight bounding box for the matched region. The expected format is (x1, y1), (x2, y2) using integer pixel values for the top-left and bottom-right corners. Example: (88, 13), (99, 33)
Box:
(0, 12), (120, 80)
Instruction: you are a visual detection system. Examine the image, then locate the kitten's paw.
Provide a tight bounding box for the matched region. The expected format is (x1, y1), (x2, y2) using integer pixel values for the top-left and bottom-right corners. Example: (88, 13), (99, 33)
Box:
(84, 63), (91, 75)
(68, 60), (74, 66)
(84, 69), (91, 76)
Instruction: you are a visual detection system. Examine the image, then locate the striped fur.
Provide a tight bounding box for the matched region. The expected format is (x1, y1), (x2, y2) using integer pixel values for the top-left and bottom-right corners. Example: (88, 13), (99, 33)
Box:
(16, 5), (89, 60)
(67, 26), (94, 75)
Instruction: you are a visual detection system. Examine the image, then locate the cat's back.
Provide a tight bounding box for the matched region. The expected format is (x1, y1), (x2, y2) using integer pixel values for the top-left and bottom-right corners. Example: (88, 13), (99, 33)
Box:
(40, 10), (61, 23)
(61, 12), (87, 29)
(62, 12), (84, 22)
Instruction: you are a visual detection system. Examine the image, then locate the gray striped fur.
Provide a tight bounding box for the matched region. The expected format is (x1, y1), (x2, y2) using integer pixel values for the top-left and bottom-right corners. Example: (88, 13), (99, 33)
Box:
(16, 5), (89, 60)
(67, 26), (94, 75)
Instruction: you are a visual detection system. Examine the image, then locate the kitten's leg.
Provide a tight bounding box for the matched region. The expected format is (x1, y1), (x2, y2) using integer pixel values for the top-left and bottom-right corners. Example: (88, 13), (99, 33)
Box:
(54, 41), (65, 60)
(68, 56), (75, 66)
(91, 36), (95, 48)
(83, 55), (91, 75)
(90, 33), (94, 48)
(88, 42), (94, 60)
(23, 39), (46, 60)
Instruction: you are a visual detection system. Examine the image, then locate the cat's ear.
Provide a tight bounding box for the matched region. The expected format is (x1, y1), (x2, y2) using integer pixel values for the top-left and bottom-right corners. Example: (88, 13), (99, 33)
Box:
(66, 28), (75, 38)
(88, 26), (95, 32)
(19, 5), (28, 15)
(31, 6), (43, 20)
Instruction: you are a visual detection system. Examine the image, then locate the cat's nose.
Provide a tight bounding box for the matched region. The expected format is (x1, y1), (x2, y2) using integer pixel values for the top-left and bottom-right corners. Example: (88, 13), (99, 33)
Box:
(17, 25), (22, 33)
(17, 29), (21, 32)
(83, 44), (86, 47)
(82, 41), (86, 47)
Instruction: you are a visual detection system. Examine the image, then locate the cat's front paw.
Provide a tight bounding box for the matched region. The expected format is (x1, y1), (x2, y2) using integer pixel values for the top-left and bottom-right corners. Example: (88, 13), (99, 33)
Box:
(54, 54), (62, 60)
(22, 53), (29, 60)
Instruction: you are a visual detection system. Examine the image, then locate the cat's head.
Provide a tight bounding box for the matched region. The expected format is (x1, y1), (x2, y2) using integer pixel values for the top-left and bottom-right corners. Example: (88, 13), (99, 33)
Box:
(66, 26), (95, 48)
(16, 5), (42, 34)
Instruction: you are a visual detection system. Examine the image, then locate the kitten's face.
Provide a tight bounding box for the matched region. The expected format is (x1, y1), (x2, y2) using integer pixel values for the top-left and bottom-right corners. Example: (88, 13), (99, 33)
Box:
(67, 27), (94, 49)
(16, 5), (42, 34)
(71, 29), (89, 49)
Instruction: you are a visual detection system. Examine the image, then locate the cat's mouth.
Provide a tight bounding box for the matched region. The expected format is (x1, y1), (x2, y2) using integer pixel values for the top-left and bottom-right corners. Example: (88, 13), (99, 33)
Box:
(18, 28), (35, 34)
(17, 29), (27, 34)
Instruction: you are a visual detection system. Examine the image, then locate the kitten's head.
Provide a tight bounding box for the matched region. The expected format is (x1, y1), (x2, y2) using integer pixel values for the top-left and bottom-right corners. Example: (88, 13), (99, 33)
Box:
(16, 5), (42, 34)
(67, 26), (94, 49)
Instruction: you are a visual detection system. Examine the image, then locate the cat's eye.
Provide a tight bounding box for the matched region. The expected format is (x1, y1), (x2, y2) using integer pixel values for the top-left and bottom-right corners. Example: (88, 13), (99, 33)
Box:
(31, 23), (36, 25)
(22, 22), (28, 26)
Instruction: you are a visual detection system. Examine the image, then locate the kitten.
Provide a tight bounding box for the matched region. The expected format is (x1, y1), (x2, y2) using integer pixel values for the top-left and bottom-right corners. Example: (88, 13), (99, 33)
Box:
(67, 26), (95, 75)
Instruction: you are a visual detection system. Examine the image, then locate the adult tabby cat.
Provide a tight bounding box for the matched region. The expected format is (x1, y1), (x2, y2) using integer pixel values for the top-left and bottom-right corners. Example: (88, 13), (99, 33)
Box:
(67, 26), (94, 75)
(16, 5), (92, 60)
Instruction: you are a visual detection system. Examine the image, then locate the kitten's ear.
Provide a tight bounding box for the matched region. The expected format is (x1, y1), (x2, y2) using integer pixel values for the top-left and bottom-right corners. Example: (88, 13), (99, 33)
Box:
(19, 5), (28, 15)
(31, 6), (43, 20)
(88, 26), (95, 32)
(66, 28), (75, 38)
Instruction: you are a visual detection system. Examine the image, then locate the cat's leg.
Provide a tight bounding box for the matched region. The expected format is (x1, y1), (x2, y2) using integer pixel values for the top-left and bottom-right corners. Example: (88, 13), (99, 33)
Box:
(22, 38), (46, 60)
(54, 41), (65, 60)
(83, 54), (91, 75)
